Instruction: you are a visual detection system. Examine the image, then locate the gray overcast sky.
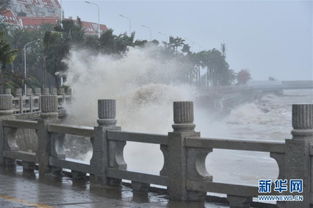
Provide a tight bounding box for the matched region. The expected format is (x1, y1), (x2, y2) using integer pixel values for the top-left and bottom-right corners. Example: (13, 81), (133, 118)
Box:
(62, 0), (313, 81)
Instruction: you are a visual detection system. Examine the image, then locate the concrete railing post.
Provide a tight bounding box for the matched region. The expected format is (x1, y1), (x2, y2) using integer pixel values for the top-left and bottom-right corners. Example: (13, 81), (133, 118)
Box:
(15, 88), (23, 114)
(34, 88), (41, 111)
(26, 88), (32, 96)
(4, 89), (11, 95)
(91, 99), (124, 186)
(50, 88), (57, 95)
(66, 88), (72, 96)
(37, 94), (58, 178)
(34, 88), (41, 96)
(166, 101), (207, 201)
(58, 88), (65, 105)
(42, 88), (49, 95)
(65, 88), (72, 104)
(15, 88), (22, 97)
(65, 87), (72, 103)
(285, 104), (313, 208)
(0, 94), (13, 118)
(58, 88), (65, 95)
(26, 88), (33, 112)
(0, 93), (15, 168)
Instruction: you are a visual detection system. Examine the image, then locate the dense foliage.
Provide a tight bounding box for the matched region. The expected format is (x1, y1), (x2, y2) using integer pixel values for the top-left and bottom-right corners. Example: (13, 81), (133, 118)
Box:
(0, 16), (248, 89)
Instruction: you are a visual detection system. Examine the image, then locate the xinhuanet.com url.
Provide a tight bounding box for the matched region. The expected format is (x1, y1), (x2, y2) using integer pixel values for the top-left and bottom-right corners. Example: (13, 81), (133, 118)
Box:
(257, 195), (303, 201)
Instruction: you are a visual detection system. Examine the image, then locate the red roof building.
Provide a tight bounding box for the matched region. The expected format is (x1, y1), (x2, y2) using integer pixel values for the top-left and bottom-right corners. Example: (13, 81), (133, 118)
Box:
(19, 16), (108, 35)
(20, 16), (59, 29)
(1, 0), (108, 35)
(0, 9), (22, 27)
(81, 20), (108, 36)
(1, 11), (108, 35)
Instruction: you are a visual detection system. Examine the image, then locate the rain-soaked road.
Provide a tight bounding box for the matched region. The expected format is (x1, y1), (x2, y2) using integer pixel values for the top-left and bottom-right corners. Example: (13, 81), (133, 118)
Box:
(0, 167), (228, 208)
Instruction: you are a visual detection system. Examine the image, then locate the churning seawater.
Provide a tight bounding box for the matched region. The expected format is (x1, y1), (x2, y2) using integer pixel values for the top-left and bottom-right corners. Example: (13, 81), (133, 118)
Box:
(63, 48), (313, 188)
(123, 89), (313, 187)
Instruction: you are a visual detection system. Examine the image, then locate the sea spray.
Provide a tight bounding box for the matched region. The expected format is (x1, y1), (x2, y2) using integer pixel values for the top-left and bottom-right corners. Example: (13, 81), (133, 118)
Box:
(63, 45), (196, 130)
(62, 45), (196, 173)
(61, 45), (302, 182)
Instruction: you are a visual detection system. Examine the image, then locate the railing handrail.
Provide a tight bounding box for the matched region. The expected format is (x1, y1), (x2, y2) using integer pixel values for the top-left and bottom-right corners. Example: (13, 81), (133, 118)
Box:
(0, 99), (311, 207)
(2, 119), (39, 129)
(48, 123), (94, 137)
(107, 130), (168, 145)
(1, 90), (71, 116)
(185, 137), (285, 153)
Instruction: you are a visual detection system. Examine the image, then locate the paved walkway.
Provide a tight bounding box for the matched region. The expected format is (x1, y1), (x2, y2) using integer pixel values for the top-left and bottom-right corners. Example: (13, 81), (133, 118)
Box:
(0, 168), (228, 208)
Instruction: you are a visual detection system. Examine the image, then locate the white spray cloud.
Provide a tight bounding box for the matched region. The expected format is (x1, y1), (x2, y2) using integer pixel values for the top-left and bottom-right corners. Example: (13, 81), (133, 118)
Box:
(62, 45), (282, 182)
(62, 45), (199, 174)
(63, 45), (196, 133)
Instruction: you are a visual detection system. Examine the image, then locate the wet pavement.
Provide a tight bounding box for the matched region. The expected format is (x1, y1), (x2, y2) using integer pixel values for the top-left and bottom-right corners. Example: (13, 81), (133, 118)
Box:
(0, 167), (228, 208)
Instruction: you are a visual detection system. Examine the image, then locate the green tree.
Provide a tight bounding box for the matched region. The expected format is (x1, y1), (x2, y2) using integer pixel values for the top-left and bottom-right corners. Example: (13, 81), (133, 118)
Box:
(190, 48), (234, 87)
(0, 31), (17, 70)
(99, 30), (135, 54)
(54, 18), (85, 44)
(168, 36), (185, 52)
(43, 18), (85, 85)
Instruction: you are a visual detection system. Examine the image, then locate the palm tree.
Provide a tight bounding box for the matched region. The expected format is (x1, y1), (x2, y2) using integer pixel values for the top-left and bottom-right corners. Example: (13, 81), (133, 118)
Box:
(168, 36), (185, 53)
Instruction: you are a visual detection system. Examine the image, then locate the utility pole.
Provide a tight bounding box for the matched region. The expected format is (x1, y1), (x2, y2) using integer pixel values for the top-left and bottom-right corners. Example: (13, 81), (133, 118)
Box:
(23, 39), (39, 95)
(119, 14), (132, 34)
(141, 25), (152, 41)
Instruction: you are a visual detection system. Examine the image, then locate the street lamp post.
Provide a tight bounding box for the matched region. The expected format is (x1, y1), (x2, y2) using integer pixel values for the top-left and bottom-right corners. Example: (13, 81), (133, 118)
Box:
(119, 14), (132, 34)
(141, 25), (152, 41)
(60, 0), (63, 21)
(23, 40), (39, 95)
(85, 1), (101, 38)
(59, 0), (64, 29)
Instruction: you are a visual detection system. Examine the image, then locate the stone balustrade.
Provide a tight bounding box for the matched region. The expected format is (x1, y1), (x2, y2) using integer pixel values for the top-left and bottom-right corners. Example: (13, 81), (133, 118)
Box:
(0, 96), (312, 208)
(0, 88), (71, 116)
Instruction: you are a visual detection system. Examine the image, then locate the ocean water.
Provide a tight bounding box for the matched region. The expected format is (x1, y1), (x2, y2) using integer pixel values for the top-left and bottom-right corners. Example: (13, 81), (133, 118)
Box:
(70, 89), (312, 187)
(124, 89), (313, 186)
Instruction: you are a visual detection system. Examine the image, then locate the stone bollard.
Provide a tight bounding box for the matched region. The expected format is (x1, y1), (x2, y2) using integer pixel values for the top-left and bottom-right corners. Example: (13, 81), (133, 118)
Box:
(50, 88), (57, 95)
(42, 88), (49, 95)
(15, 88), (22, 97)
(0, 93), (15, 168)
(0, 94), (13, 117)
(58, 88), (65, 95)
(34, 88), (41, 96)
(65, 88), (72, 104)
(66, 88), (72, 96)
(26, 88), (33, 112)
(57, 88), (65, 106)
(90, 99), (124, 186)
(4, 89), (11, 95)
(37, 94), (58, 177)
(284, 104), (313, 208)
(34, 88), (41, 111)
(26, 88), (33, 96)
(166, 101), (208, 201)
(15, 88), (23, 113)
